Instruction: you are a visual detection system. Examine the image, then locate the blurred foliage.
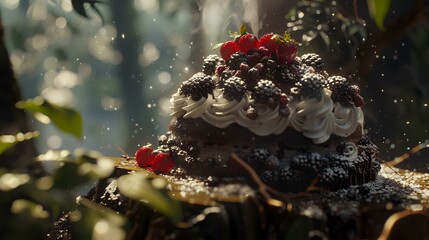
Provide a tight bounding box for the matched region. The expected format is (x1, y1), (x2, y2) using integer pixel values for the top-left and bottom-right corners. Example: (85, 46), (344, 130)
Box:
(0, 148), (121, 240)
(0, 131), (40, 154)
(367, 0), (392, 30)
(117, 172), (182, 224)
(286, 1), (366, 59)
(16, 97), (83, 139)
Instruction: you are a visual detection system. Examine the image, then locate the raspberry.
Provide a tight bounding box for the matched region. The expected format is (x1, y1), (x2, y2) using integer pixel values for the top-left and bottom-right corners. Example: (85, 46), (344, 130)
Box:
(252, 79), (281, 104)
(151, 152), (174, 174)
(219, 41), (239, 61)
(279, 93), (289, 106)
(202, 55), (222, 75)
(227, 52), (248, 70)
(247, 52), (261, 66)
(179, 73), (216, 101)
(265, 155), (280, 170)
(245, 106), (258, 120)
(222, 76), (247, 101)
(239, 63), (250, 74)
(296, 73), (324, 101)
(257, 46), (272, 58)
(301, 53), (325, 72)
(135, 146), (155, 167)
(259, 33), (280, 56)
(215, 64), (226, 76)
(246, 147), (271, 168)
(238, 33), (260, 54)
(350, 85), (365, 107)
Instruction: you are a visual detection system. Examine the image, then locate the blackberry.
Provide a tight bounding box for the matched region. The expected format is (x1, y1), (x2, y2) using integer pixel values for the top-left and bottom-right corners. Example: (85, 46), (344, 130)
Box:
(252, 79), (281, 104)
(260, 170), (277, 184)
(279, 166), (293, 181)
(325, 75), (353, 105)
(296, 73), (324, 101)
(264, 58), (278, 70)
(265, 155), (281, 170)
(325, 152), (354, 170)
(291, 152), (327, 171)
(180, 73), (216, 101)
(222, 76), (247, 101)
(358, 135), (379, 159)
(202, 55), (222, 75)
(301, 53), (325, 72)
(246, 147), (271, 168)
(320, 167), (348, 183)
(295, 63), (315, 80)
(246, 67), (260, 83)
(227, 52), (247, 70)
(219, 68), (236, 83)
(266, 65), (295, 83)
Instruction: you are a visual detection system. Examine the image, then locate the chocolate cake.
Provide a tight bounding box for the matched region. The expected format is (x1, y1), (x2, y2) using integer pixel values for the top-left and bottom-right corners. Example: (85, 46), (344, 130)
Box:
(48, 27), (429, 240)
(134, 28), (380, 192)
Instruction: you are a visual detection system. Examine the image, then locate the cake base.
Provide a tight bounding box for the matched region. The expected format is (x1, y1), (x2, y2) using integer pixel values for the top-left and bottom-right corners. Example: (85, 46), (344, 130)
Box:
(47, 158), (429, 240)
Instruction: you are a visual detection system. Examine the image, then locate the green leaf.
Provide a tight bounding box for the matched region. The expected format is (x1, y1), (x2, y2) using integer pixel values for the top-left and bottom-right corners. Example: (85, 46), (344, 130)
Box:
(74, 196), (126, 240)
(117, 172), (182, 224)
(16, 97), (83, 139)
(0, 131), (40, 154)
(367, 0), (391, 30)
(52, 161), (93, 189)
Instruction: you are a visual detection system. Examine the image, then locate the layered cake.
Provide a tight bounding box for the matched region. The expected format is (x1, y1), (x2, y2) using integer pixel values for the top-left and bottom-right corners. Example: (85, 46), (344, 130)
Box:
(134, 26), (380, 192)
(48, 27), (429, 240)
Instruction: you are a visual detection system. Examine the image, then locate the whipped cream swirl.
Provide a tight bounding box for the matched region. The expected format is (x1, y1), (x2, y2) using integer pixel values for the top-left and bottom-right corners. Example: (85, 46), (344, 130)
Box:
(170, 87), (363, 144)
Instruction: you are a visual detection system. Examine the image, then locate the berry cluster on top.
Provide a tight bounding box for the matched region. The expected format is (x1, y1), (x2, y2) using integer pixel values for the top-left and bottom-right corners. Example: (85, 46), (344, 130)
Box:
(178, 25), (364, 122)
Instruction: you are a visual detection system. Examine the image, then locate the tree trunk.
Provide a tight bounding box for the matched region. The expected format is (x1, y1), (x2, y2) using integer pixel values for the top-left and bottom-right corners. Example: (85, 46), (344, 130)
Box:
(0, 17), (39, 172)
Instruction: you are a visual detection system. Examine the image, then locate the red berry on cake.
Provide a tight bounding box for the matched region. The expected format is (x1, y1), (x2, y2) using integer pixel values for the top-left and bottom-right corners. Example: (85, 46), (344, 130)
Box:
(276, 42), (298, 65)
(151, 152), (174, 174)
(276, 32), (298, 65)
(245, 106), (258, 120)
(219, 41), (239, 61)
(257, 46), (272, 58)
(279, 93), (289, 106)
(259, 33), (280, 55)
(238, 33), (260, 54)
(237, 24), (260, 54)
(135, 146), (155, 167)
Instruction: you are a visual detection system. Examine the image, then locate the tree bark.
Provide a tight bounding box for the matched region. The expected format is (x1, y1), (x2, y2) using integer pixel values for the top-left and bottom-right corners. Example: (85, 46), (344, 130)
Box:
(0, 17), (39, 171)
